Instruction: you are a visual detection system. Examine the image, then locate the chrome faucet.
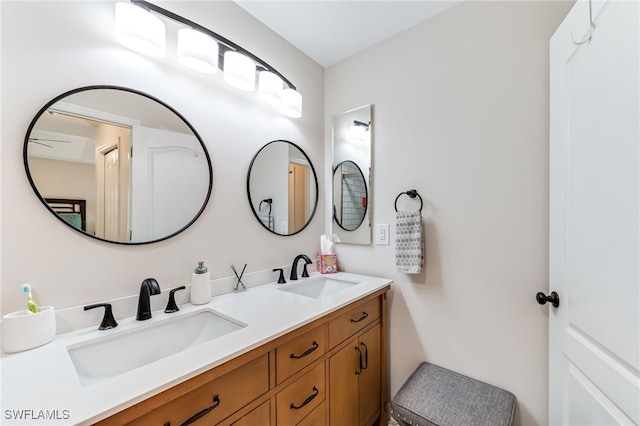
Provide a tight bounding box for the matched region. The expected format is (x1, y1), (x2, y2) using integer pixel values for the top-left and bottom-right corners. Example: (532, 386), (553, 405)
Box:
(136, 278), (161, 321)
(290, 254), (312, 281)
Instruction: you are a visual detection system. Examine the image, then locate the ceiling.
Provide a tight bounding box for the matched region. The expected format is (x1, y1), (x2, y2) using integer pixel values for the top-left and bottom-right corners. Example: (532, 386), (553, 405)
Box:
(234, 1), (463, 67)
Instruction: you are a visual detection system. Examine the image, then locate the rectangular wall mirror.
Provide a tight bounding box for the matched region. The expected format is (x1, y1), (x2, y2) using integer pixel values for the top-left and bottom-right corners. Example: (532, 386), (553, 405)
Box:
(331, 104), (372, 245)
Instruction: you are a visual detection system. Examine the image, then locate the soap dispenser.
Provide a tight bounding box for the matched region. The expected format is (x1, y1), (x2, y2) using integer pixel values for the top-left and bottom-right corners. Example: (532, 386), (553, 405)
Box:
(190, 261), (211, 305)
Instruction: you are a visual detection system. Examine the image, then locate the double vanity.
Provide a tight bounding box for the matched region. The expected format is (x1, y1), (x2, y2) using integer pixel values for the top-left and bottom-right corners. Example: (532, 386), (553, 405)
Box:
(2, 272), (391, 425)
(14, 70), (378, 425)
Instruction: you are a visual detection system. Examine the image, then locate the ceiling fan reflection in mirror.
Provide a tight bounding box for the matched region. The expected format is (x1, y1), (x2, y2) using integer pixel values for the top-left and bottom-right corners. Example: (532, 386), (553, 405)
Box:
(28, 137), (71, 148)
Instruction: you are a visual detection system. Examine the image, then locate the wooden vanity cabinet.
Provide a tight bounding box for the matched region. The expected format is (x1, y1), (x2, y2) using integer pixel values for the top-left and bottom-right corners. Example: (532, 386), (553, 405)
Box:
(95, 287), (389, 426)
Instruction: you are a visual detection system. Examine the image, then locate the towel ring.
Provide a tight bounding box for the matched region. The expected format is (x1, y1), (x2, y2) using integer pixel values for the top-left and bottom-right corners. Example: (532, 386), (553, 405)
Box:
(394, 190), (423, 212)
(259, 198), (272, 214)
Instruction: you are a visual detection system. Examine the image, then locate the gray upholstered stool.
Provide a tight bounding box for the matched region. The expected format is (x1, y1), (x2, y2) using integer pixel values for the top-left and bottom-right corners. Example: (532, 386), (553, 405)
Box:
(388, 362), (516, 426)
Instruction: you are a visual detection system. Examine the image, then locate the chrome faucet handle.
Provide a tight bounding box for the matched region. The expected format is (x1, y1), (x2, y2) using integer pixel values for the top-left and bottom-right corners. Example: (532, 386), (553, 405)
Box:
(84, 303), (118, 330)
(165, 286), (186, 313)
(273, 268), (286, 284)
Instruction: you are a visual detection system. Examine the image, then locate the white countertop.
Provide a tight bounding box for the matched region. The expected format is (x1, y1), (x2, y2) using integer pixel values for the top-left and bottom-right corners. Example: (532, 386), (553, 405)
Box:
(0, 272), (391, 425)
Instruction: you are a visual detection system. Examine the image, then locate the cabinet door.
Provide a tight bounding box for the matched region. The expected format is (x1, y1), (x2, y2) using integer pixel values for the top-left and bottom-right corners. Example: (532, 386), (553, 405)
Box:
(329, 338), (359, 426)
(358, 324), (381, 425)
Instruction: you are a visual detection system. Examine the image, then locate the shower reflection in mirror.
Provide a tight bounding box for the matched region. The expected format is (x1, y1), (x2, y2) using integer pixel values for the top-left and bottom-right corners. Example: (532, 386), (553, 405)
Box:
(333, 160), (367, 231)
(331, 105), (372, 245)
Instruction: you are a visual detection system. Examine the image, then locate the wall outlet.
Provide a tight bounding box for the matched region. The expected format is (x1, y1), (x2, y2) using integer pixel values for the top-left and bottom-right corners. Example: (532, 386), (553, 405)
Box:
(375, 224), (390, 245)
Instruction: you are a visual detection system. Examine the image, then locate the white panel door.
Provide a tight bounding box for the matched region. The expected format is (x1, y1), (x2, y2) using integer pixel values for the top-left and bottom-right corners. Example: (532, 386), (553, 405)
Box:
(549, 0), (639, 425)
(130, 126), (208, 242)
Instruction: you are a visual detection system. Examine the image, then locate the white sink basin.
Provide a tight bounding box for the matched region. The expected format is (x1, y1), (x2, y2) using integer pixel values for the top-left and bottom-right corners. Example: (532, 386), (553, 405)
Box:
(67, 309), (246, 386)
(279, 276), (362, 299)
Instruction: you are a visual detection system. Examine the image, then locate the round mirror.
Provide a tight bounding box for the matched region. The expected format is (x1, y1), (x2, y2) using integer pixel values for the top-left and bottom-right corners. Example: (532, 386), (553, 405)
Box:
(333, 160), (368, 231)
(247, 140), (318, 235)
(24, 86), (213, 245)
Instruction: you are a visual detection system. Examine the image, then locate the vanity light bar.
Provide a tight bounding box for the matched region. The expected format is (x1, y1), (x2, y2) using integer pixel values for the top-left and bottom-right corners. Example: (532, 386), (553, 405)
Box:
(116, 0), (302, 118)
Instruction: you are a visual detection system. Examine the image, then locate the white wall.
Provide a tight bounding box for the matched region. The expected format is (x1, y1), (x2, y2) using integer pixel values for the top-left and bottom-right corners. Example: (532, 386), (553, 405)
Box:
(1, 1), (324, 314)
(325, 1), (573, 425)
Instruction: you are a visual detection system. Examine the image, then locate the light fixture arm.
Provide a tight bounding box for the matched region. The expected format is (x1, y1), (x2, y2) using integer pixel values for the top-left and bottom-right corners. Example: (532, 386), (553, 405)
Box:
(353, 120), (370, 129)
(131, 0), (296, 90)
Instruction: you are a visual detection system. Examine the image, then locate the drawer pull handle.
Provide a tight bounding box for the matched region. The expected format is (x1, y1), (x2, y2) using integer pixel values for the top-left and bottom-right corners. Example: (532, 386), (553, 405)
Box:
(355, 346), (363, 375)
(290, 341), (319, 359)
(290, 386), (319, 410)
(360, 342), (369, 369)
(180, 395), (220, 426)
(350, 312), (369, 323)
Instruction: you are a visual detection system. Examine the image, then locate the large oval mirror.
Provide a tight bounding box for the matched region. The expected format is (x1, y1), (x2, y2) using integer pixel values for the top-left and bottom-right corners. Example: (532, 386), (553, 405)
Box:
(247, 140), (318, 235)
(24, 86), (213, 245)
(333, 160), (368, 231)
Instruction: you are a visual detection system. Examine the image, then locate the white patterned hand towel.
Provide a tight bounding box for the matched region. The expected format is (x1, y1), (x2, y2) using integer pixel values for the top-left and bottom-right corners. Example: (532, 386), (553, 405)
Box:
(395, 211), (424, 274)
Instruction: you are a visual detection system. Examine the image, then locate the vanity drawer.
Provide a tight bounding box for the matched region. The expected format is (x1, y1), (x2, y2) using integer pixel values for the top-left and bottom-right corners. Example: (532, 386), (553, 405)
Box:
(230, 400), (271, 426)
(276, 362), (325, 425)
(128, 354), (269, 426)
(276, 324), (327, 384)
(297, 402), (325, 426)
(328, 297), (380, 348)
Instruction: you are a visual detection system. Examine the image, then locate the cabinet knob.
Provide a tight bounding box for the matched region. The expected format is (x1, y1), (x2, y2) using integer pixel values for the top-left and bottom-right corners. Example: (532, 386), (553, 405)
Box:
(360, 342), (369, 370)
(180, 395), (220, 426)
(290, 386), (319, 410)
(350, 312), (369, 323)
(536, 291), (560, 308)
(290, 341), (319, 359)
(355, 346), (363, 375)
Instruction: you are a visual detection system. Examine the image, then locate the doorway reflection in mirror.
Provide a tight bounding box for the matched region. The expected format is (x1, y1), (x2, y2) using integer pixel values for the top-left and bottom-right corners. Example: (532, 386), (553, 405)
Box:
(24, 86), (213, 245)
(247, 140), (318, 236)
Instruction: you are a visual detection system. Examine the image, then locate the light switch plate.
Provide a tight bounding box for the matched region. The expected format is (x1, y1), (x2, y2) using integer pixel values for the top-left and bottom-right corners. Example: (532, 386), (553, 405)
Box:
(375, 224), (390, 245)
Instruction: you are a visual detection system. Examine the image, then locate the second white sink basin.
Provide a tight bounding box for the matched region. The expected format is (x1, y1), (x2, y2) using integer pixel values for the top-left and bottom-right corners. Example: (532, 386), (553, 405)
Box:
(67, 309), (246, 386)
(279, 276), (362, 299)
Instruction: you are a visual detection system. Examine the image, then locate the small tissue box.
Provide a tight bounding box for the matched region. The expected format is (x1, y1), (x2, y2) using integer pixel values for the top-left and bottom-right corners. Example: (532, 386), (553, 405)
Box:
(318, 254), (337, 274)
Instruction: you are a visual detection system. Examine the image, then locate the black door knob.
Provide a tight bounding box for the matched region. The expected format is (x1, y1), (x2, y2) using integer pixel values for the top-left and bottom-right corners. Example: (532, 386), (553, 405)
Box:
(536, 291), (560, 308)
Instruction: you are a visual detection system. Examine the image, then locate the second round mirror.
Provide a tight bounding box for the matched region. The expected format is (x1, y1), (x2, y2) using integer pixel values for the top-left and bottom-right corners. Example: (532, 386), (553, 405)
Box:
(247, 140), (318, 235)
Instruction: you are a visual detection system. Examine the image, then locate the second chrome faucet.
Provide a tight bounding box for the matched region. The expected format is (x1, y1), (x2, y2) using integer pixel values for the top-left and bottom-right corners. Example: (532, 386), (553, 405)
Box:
(290, 254), (312, 281)
(137, 278), (161, 321)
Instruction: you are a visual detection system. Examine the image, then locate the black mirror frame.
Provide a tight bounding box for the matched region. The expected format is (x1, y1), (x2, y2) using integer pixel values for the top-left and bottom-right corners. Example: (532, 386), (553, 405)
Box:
(23, 85), (214, 245)
(246, 140), (319, 236)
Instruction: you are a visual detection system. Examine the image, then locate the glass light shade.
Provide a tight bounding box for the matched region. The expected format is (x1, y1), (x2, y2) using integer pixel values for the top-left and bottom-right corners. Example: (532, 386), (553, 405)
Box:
(223, 51), (256, 91)
(177, 29), (219, 74)
(282, 88), (302, 118)
(115, 2), (165, 58)
(349, 124), (366, 141)
(258, 71), (284, 106)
